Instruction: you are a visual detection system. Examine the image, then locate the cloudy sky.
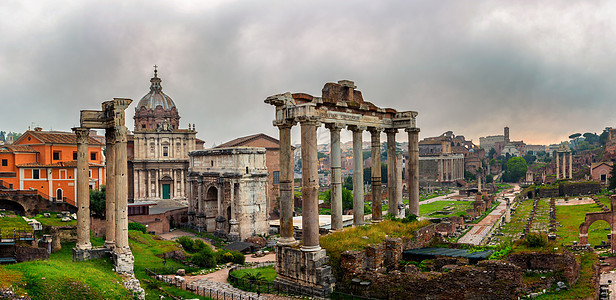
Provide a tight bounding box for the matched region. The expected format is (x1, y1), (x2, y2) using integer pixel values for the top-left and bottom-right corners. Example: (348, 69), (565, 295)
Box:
(1, 0), (615, 146)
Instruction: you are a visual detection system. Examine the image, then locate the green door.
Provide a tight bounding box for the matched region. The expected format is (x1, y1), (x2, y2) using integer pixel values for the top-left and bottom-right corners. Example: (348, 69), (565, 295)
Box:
(162, 184), (171, 199)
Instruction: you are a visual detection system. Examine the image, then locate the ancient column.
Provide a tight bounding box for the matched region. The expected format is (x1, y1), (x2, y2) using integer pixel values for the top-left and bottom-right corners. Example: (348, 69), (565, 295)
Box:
(369, 128), (382, 222)
(326, 123), (343, 231)
(350, 125), (365, 226)
(277, 122), (296, 245)
(396, 153), (404, 218)
(228, 180), (240, 241)
(114, 125), (130, 254)
(300, 117), (320, 251)
(562, 152), (566, 179)
(197, 178), (204, 229)
(406, 128), (420, 217)
(556, 152), (560, 179)
(569, 152), (573, 179)
(385, 129), (398, 217)
(74, 127), (92, 250)
(104, 128), (116, 249)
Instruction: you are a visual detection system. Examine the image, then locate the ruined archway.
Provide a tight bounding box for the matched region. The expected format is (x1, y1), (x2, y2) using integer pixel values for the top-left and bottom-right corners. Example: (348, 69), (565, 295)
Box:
(0, 199), (26, 216)
(579, 211), (615, 250)
(205, 186), (218, 231)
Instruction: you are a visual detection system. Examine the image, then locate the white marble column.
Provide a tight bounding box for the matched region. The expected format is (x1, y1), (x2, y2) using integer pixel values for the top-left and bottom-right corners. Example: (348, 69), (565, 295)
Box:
(349, 125), (365, 226)
(385, 129), (398, 217)
(74, 127), (92, 250)
(406, 128), (420, 217)
(300, 117), (320, 251)
(104, 128), (116, 249)
(369, 128), (382, 222)
(326, 123), (343, 231)
(562, 152), (566, 179)
(114, 125), (129, 254)
(556, 152), (560, 179)
(277, 122), (296, 245)
(569, 152), (573, 179)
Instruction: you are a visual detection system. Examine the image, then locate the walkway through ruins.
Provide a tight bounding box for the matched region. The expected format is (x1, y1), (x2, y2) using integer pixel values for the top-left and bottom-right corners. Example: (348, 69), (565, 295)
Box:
(457, 184), (519, 245)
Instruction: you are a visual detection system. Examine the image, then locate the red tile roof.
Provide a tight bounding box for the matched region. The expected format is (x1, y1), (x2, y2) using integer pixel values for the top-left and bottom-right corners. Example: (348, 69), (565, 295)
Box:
(216, 133), (281, 148)
(0, 145), (38, 153)
(16, 131), (103, 146)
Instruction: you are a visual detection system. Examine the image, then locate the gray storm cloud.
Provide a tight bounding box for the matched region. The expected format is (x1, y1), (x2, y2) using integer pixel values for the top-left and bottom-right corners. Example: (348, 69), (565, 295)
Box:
(1, 0), (615, 146)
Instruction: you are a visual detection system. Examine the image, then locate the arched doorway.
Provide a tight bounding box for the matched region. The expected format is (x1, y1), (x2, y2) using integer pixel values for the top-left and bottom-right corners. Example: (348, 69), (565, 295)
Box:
(580, 216), (613, 248)
(205, 186), (218, 232)
(0, 199), (26, 216)
(56, 189), (63, 202)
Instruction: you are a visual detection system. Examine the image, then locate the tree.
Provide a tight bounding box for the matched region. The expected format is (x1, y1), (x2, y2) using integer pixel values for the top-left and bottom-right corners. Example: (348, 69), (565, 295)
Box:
(89, 185), (106, 217)
(464, 170), (476, 181)
(502, 157), (527, 183)
(323, 188), (353, 211)
(569, 133), (581, 139)
(488, 148), (497, 159)
(523, 153), (536, 165)
(0, 131), (4, 142)
(600, 129), (610, 146)
(362, 163), (388, 185)
(609, 165), (616, 190)
(317, 152), (327, 159)
(343, 176), (353, 190)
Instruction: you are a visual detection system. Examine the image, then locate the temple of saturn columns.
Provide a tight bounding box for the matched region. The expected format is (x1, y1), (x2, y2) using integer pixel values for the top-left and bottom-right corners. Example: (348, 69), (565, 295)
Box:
(265, 80), (419, 296)
(72, 98), (136, 274)
(555, 144), (573, 180)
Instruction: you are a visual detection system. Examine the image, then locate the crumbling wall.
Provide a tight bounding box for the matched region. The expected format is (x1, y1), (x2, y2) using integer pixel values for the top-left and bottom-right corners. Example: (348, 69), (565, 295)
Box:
(15, 245), (48, 262)
(507, 251), (580, 286)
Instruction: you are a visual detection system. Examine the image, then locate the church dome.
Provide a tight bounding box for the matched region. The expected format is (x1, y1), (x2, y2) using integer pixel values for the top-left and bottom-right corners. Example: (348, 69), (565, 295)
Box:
(136, 69), (177, 111)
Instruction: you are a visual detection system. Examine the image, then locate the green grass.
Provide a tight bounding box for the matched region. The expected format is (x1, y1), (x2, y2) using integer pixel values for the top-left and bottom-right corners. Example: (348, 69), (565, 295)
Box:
(0, 214), (31, 233)
(1, 242), (131, 300)
(536, 252), (598, 300)
(229, 266), (277, 283)
(556, 203), (608, 246)
(34, 213), (77, 227)
(418, 200), (473, 218)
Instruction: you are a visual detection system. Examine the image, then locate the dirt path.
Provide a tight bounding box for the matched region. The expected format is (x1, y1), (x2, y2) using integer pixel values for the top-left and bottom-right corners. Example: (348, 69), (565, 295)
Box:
(158, 229), (216, 249)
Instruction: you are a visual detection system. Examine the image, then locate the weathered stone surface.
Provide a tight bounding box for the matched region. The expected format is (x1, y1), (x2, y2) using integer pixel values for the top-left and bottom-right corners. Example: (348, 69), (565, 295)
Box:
(274, 245), (335, 297)
(507, 251), (579, 286)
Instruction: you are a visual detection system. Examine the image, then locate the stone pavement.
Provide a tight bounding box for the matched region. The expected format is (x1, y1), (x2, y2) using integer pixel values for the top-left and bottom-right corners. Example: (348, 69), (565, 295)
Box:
(188, 278), (266, 300)
(457, 184), (519, 245)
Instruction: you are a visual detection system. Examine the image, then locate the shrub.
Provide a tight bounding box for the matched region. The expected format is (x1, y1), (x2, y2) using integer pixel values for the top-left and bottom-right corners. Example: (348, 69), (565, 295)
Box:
(525, 233), (547, 248)
(215, 249), (245, 264)
(231, 251), (245, 264)
(190, 245), (217, 268)
(177, 236), (194, 252)
(128, 222), (146, 233)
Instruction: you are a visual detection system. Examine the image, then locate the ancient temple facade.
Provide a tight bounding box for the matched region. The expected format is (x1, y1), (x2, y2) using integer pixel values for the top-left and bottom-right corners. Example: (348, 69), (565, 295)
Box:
(129, 69), (201, 202)
(187, 147), (269, 241)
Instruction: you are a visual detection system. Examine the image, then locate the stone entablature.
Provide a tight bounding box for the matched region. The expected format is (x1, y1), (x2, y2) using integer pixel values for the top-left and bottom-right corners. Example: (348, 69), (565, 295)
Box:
(187, 147), (269, 241)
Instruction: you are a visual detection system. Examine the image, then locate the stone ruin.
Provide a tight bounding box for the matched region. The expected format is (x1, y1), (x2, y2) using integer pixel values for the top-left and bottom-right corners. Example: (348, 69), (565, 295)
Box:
(579, 195), (616, 251)
(265, 80), (419, 296)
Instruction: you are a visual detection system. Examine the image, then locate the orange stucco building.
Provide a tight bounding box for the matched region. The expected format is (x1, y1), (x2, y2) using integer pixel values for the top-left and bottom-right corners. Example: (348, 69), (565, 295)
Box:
(0, 128), (105, 205)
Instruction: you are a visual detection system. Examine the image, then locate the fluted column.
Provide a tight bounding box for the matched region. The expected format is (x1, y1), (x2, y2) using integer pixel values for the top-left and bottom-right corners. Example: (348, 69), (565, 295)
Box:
(104, 128), (116, 249)
(386, 129), (398, 217)
(349, 125), (365, 226)
(396, 153), (404, 217)
(114, 125), (129, 254)
(74, 127), (92, 250)
(556, 152), (560, 179)
(326, 123), (343, 231)
(568, 152), (573, 179)
(197, 178), (204, 229)
(300, 117), (320, 251)
(277, 122), (296, 245)
(562, 152), (566, 179)
(406, 128), (420, 217)
(369, 128), (382, 222)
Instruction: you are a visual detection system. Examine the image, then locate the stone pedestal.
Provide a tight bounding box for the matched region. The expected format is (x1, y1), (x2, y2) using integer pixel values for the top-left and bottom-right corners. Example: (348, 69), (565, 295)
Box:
(228, 219), (240, 242)
(215, 216), (227, 239)
(274, 245), (335, 297)
(72, 248), (91, 261)
(113, 251), (135, 274)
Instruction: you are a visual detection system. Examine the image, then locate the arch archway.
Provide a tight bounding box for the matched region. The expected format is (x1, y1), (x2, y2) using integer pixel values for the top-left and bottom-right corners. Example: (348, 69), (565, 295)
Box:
(0, 199), (26, 216)
(56, 188), (63, 202)
(205, 186), (218, 232)
(579, 213), (614, 248)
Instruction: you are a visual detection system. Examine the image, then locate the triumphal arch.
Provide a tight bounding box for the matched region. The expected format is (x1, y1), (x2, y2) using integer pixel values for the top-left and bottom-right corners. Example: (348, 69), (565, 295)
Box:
(265, 80), (419, 296)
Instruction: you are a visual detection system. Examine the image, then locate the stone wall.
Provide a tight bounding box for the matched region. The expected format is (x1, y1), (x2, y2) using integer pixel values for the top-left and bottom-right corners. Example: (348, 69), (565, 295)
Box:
(560, 182), (600, 197)
(506, 251), (580, 286)
(15, 244), (49, 262)
(353, 260), (523, 300)
(274, 245), (335, 297)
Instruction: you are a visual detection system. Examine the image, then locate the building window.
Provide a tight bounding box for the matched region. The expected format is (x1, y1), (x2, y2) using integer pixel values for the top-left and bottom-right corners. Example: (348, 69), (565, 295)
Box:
(273, 171), (280, 185)
(33, 169), (40, 179)
(163, 147), (169, 157)
(141, 124), (146, 129)
(601, 174), (607, 181)
(1, 159), (7, 167)
(73, 152), (77, 160)
(89, 170), (93, 178)
(90, 152), (96, 160)
(53, 151), (60, 160)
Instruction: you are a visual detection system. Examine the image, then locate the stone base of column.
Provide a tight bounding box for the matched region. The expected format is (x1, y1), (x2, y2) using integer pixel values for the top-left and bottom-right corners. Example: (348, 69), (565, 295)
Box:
(277, 237), (299, 246)
(104, 241), (116, 249)
(76, 241), (92, 251)
(227, 219), (241, 242)
(274, 245), (335, 298)
(214, 216), (227, 239)
(112, 250), (135, 274)
(72, 247), (112, 262)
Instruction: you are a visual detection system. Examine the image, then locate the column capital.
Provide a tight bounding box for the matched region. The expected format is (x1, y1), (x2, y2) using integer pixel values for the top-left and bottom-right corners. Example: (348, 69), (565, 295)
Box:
(113, 126), (128, 143)
(348, 125), (366, 132)
(405, 127), (420, 133)
(384, 128), (398, 134)
(368, 127), (383, 135)
(104, 127), (115, 141)
(274, 120), (295, 129)
(325, 122), (344, 131)
(297, 115), (320, 126)
(72, 127), (90, 144)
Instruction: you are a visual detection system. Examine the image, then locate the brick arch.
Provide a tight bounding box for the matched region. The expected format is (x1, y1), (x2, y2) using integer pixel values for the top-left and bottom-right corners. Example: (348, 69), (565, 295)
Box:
(579, 196), (616, 251)
(0, 199), (26, 215)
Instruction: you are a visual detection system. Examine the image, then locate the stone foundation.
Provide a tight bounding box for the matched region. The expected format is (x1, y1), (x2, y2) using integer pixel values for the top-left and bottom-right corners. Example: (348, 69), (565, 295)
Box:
(72, 247), (112, 261)
(113, 251), (135, 274)
(122, 274), (145, 300)
(274, 245), (335, 297)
